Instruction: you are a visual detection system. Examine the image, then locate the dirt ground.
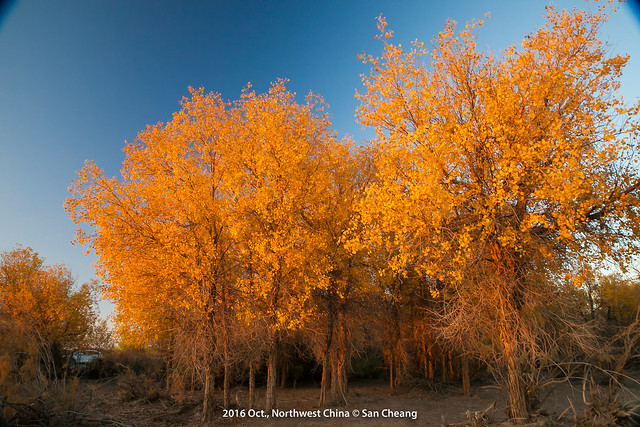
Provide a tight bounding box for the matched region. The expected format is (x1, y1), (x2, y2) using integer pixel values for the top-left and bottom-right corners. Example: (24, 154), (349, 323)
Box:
(79, 372), (640, 426)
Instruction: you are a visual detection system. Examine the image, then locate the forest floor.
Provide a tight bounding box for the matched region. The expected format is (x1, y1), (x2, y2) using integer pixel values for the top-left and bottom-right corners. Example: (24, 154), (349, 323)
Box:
(77, 370), (640, 426)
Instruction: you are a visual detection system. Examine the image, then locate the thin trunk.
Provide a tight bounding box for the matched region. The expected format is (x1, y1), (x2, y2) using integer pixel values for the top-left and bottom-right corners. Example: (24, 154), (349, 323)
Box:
(394, 352), (401, 389)
(249, 362), (256, 409)
(201, 366), (215, 422)
(441, 352), (447, 383)
(587, 282), (595, 320)
(165, 356), (173, 392)
(319, 358), (329, 407)
(389, 352), (395, 392)
(447, 350), (455, 382)
(265, 346), (278, 412)
(427, 346), (434, 380)
(461, 354), (470, 397)
(223, 362), (231, 409)
(422, 341), (429, 379)
(279, 359), (288, 388)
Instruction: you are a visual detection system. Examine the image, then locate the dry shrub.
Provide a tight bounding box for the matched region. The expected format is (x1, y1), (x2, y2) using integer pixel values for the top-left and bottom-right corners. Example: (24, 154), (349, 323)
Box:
(572, 375), (640, 427)
(0, 349), (128, 426)
(117, 367), (164, 402)
(441, 401), (496, 427)
(166, 369), (188, 403)
(81, 348), (164, 381)
(0, 377), (121, 426)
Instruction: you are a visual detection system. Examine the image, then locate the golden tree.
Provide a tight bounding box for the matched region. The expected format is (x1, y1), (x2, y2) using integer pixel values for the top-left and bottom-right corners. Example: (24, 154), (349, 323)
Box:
(0, 246), (97, 380)
(355, 3), (640, 423)
(67, 87), (242, 420)
(598, 274), (640, 325)
(300, 144), (374, 407)
(66, 80), (342, 416)
(225, 80), (342, 411)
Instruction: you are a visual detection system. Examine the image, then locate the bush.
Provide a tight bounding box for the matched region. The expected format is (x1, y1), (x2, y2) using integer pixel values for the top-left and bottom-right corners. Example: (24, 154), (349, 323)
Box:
(0, 377), (118, 426)
(351, 349), (384, 380)
(117, 367), (164, 402)
(81, 348), (165, 380)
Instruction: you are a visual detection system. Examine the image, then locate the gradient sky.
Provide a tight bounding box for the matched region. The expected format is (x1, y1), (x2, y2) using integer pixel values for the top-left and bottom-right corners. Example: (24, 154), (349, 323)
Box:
(1, 0), (640, 320)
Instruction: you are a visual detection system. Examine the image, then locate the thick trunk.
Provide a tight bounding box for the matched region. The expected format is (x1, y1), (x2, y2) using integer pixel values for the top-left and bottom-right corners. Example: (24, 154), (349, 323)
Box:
(249, 362), (256, 409)
(461, 354), (470, 397)
(330, 351), (347, 405)
(330, 361), (339, 400)
(201, 366), (215, 422)
(506, 350), (528, 424)
(265, 347), (278, 411)
(332, 319), (348, 405)
(319, 300), (335, 408)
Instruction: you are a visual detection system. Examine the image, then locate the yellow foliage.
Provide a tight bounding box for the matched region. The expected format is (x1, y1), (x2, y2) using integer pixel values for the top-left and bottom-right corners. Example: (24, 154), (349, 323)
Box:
(66, 80), (350, 344)
(0, 247), (97, 349)
(355, 2), (640, 285)
(598, 274), (640, 325)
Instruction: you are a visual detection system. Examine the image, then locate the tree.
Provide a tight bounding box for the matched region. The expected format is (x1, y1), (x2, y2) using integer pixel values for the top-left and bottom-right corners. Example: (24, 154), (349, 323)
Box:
(0, 246), (97, 380)
(67, 86), (242, 420)
(597, 274), (640, 326)
(301, 144), (374, 407)
(66, 79), (344, 416)
(355, 3), (640, 423)
(225, 80), (342, 411)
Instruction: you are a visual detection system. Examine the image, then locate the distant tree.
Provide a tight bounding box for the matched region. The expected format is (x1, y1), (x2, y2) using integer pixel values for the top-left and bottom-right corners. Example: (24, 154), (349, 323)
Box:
(355, 3), (640, 423)
(80, 318), (114, 351)
(597, 274), (640, 326)
(0, 246), (97, 379)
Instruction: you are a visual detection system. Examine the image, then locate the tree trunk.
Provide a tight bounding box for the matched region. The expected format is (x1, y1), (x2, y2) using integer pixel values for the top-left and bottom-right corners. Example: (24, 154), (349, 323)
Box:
(319, 304), (335, 407)
(223, 362), (231, 409)
(201, 366), (215, 422)
(249, 362), (256, 409)
(331, 318), (348, 405)
(461, 354), (470, 397)
(330, 350), (348, 405)
(389, 351), (395, 392)
(506, 350), (528, 424)
(427, 346), (434, 380)
(279, 359), (288, 388)
(265, 346), (278, 412)
(319, 358), (329, 407)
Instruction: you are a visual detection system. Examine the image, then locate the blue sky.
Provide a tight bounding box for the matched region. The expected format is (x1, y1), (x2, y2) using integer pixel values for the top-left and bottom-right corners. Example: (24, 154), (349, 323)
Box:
(1, 0), (640, 320)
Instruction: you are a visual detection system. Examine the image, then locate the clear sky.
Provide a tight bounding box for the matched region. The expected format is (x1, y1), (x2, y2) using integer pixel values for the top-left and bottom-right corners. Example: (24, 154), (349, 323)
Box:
(1, 0), (640, 320)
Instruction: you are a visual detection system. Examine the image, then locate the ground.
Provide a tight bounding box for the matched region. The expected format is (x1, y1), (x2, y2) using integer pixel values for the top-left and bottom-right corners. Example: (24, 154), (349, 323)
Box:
(75, 371), (640, 426)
